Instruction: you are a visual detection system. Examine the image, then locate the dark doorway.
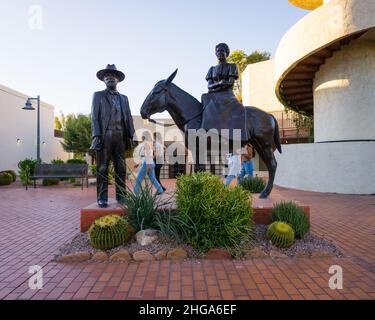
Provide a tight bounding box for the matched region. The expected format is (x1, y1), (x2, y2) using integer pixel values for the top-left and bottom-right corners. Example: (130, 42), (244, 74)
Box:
(169, 163), (186, 178)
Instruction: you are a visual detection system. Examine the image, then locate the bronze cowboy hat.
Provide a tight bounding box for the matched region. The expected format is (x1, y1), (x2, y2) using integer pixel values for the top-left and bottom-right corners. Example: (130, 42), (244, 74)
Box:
(96, 64), (125, 82)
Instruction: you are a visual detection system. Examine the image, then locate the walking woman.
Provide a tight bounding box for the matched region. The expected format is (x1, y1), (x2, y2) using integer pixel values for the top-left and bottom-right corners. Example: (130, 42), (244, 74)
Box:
(238, 143), (255, 183)
(134, 131), (164, 195)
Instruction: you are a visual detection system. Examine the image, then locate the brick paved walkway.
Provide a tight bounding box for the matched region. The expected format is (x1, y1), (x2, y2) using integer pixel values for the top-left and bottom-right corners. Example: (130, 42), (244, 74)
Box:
(0, 180), (374, 300)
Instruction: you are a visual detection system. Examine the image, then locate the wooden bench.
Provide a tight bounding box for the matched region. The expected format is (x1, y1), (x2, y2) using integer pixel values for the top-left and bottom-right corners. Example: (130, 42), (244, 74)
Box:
(27, 164), (89, 190)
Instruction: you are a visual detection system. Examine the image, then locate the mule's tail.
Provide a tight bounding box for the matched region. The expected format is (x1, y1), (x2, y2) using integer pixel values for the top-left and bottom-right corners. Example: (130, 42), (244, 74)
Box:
(271, 115), (282, 154)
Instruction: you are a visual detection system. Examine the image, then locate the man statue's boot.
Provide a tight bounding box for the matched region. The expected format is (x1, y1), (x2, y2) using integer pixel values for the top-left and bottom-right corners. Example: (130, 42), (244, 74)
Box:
(97, 179), (108, 208)
(98, 199), (108, 208)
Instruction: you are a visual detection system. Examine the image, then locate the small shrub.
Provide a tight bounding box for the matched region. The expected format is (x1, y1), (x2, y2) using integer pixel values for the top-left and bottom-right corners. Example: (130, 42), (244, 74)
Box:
(51, 159), (65, 164)
(65, 159), (87, 182)
(271, 201), (310, 239)
(51, 159), (67, 181)
(176, 172), (254, 253)
(66, 158), (87, 164)
(42, 178), (60, 186)
(239, 176), (266, 193)
(0, 172), (13, 186)
(1, 170), (16, 182)
(88, 215), (131, 250)
(90, 164), (97, 176)
(18, 158), (38, 185)
(266, 221), (295, 248)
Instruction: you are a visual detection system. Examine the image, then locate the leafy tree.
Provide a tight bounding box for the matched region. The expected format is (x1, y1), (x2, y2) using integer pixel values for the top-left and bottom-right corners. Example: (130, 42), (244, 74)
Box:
(227, 50), (271, 101)
(54, 116), (62, 130)
(60, 112), (66, 129)
(246, 50), (271, 65)
(286, 110), (314, 143)
(54, 112), (67, 130)
(61, 114), (92, 157)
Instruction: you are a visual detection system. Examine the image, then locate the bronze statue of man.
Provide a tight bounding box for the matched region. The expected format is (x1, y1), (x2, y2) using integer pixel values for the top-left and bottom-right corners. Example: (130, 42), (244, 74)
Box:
(90, 64), (135, 208)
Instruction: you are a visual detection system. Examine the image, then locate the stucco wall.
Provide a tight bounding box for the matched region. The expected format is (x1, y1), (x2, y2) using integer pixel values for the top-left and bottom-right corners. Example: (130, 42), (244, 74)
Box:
(313, 35), (375, 142)
(242, 59), (284, 113)
(275, 0), (375, 85)
(241, 59), (284, 172)
(0, 84), (71, 172)
(274, 142), (375, 194)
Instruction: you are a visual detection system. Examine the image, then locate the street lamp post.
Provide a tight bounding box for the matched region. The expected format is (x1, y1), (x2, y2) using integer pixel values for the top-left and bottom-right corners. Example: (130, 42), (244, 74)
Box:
(22, 95), (41, 162)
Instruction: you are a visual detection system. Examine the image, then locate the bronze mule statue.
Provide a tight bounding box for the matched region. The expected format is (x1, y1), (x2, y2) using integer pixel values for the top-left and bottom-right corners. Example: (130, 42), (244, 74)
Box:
(140, 69), (282, 199)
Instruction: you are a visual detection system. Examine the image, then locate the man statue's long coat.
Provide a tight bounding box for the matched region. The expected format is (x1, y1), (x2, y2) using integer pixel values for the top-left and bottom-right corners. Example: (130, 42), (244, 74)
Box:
(91, 90), (135, 150)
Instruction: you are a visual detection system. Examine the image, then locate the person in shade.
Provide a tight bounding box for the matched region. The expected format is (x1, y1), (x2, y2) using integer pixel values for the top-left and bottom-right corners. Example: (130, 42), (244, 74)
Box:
(238, 143), (255, 183)
(134, 131), (164, 195)
(153, 132), (166, 191)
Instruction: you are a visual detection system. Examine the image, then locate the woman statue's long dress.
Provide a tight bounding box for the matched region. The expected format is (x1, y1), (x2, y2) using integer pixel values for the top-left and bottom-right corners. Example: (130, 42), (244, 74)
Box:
(201, 43), (248, 142)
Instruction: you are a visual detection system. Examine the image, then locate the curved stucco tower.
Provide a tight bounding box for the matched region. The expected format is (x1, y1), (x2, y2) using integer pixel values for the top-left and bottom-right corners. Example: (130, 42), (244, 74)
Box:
(274, 0), (375, 194)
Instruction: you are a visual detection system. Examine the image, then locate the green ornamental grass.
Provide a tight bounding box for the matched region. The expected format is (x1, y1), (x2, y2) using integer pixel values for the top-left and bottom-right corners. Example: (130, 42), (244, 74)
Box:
(120, 183), (160, 231)
(119, 182), (178, 234)
(271, 201), (310, 239)
(154, 209), (196, 243)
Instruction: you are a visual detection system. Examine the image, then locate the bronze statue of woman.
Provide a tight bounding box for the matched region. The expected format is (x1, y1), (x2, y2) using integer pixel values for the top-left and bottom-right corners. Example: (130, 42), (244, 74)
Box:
(206, 43), (239, 93)
(201, 43), (247, 141)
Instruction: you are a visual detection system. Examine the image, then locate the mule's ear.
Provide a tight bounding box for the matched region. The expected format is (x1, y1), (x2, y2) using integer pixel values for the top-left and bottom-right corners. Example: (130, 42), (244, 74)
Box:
(165, 69), (178, 85)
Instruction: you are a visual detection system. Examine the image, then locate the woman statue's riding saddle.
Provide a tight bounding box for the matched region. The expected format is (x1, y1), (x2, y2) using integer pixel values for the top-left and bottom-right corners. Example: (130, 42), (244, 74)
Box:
(201, 90), (248, 142)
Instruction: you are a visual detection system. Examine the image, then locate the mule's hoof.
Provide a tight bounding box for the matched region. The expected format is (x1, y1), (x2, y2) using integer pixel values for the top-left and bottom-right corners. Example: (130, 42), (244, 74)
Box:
(259, 192), (268, 199)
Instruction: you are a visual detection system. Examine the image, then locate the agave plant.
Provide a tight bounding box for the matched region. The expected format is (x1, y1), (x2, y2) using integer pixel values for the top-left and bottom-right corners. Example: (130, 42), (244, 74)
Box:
(116, 165), (175, 232)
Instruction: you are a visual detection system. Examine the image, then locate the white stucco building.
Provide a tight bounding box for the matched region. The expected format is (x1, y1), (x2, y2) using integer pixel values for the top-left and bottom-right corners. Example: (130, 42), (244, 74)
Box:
(242, 59), (310, 172)
(0, 84), (71, 172)
(242, 60), (287, 172)
(242, 59), (284, 114)
(243, 0), (375, 195)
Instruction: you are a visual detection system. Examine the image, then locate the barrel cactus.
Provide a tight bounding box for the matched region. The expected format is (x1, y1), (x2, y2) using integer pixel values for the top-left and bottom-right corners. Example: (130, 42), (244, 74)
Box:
(266, 221), (295, 248)
(88, 215), (132, 250)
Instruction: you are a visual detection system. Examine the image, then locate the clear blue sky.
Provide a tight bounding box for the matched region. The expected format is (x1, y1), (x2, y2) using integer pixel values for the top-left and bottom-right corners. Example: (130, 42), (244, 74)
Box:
(0, 0), (307, 117)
